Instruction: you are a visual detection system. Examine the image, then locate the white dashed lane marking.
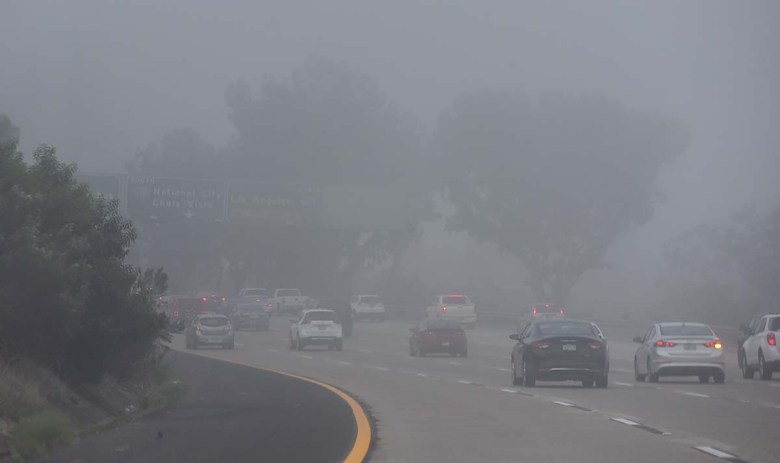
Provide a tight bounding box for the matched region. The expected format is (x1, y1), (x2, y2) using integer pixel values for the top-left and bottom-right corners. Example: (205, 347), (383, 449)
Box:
(449, 361), (461, 366)
(674, 390), (710, 398)
(613, 381), (633, 387)
(693, 446), (740, 459)
(301, 354), (313, 359)
(337, 360), (352, 366)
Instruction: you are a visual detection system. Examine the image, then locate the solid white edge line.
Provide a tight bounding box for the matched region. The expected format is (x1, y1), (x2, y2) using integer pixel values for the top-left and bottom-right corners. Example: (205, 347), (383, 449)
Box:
(496, 367), (511, 372)
(500, 388), (518, 393)
(416, 373), (429, 377)
(613, 381), (633, 387)
(301, 354), (313, 359)
(694, 446), (736, 459)
(610, 417), (640, 426)
(457, 380), (472, 385)
(337, 360), (352, 366)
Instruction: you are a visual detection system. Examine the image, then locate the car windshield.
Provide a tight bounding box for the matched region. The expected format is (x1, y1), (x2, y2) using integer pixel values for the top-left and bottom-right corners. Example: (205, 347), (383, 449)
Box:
(304, 311), (335, 322)
(442, 296), (468, 305)
(278, 289), (300, 297)
(359, 296), (381, 305)
(535, 321), (596, 336)
(199, 317), (228, 327)
(243, 289), (267, 297)
(658, 325), (714, 336)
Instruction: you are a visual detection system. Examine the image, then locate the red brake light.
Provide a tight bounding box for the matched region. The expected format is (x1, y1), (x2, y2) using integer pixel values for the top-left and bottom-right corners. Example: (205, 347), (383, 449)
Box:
(533, 307), (538, 316)
(221, 297), (226, 301)
(768, 333), (776, 346)
(559, 308), (565, 315)
(532, 341), (551, 349)
(655, 340), (676, 348)
(227, 323), (233, 331)
(587, 340), (604, 349)
(201, 297), (208, 302)
(441, 306), (447, 312)
(704, 340), (723, 349)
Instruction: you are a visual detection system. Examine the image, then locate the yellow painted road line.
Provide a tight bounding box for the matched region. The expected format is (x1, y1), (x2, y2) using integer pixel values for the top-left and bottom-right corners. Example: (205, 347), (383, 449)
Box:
(192, 355), (372, 463)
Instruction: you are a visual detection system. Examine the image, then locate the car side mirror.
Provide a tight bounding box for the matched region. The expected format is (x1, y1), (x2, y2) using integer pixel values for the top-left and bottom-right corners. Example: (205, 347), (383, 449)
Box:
(289, 319), (297, 324)
(739, 324), (749, 334)
(509, 334), (520, 341)
(633, 336), (643, 343)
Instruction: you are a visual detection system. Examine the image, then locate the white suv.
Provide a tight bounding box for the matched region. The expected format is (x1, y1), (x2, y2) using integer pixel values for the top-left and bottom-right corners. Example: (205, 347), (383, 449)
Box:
(426, 294), (477, 329)
(741, 314), (780, 380)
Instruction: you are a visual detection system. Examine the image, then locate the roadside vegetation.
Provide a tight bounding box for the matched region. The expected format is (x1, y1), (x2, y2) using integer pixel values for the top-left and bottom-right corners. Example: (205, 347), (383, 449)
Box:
(0, 114), (176, 461)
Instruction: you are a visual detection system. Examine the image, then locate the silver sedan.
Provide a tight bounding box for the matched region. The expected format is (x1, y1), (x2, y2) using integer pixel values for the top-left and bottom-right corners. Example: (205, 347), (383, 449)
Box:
(633, 322), (725, 384)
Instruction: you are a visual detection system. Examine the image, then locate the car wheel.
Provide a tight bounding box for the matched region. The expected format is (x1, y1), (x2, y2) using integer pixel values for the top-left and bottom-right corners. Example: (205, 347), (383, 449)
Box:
(759, 352), (773, 380)
(596, 374), (608, 388)
(335, 340), (343, 351)
(522, 356), (536, 387)
(289, 336), (295, 350)
(410, 344), (416, 357)
(450, 350), (457, 357)
(297, 339), (305, 351)
(225, 342), (235, 350)
(698, 374), (709, 384)
(582, 379), (594, 388)
(741, 352), (755, 379)
(467, 323), (475, 330)
(461, 349), (468, 358)
(634, 357), (646, 382)
(418, 348), (426, 357)
(647, 359), (659, 383)
(511, 357), (522, 386)
(713, 371), (725, 384)
(378, 315), (385, 322)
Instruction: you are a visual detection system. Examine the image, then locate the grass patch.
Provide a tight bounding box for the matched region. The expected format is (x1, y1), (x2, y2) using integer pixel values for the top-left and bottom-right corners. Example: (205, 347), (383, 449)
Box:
(0, 362), (46, 422)
(13, 410), (74, 461)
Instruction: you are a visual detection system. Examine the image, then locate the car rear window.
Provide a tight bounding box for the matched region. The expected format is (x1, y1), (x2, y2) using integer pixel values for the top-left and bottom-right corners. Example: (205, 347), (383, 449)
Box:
(659, 325), (714, 336)
(236, 304), (265, 312)
(427, 320), (462, 331)
(533, 304), (561, 314)
(305, 311), (335, 322)
(359, 296), (382, 305)
(199, 317), (228, 327)
(535, 321), (596, 336)
(443, 296), (468, 305)
(769, 317), (780, 331)
(243, 289), (267, 297)
(278, 289), (301, 297)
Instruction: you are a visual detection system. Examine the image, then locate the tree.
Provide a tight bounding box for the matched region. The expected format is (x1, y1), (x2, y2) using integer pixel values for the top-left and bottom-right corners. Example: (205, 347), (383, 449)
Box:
(126, 127), (218, 178)
(0, 117), (169, 380)
(436, 92), (688, 304)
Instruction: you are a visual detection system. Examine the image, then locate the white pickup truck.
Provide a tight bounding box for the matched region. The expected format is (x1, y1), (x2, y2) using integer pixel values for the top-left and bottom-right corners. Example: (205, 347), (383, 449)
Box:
(270, 288), (309, 315)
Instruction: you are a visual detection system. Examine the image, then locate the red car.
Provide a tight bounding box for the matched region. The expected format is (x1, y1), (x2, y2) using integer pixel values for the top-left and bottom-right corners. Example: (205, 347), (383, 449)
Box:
(409, 319), (468, 357)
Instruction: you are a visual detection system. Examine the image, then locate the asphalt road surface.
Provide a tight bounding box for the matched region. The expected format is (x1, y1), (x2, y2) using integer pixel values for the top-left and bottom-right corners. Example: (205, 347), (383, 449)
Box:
(176, 316), (779, 463)
(40, 352), (358, 463)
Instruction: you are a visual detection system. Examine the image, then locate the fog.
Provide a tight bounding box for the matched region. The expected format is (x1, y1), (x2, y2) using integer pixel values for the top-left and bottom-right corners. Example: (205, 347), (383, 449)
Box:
(2, 0), (779, 319)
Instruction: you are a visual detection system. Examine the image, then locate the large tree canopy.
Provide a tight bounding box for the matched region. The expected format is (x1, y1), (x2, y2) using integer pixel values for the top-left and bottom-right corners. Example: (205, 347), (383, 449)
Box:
(437, 91), (688, 304)
(1, 115), (168, 380)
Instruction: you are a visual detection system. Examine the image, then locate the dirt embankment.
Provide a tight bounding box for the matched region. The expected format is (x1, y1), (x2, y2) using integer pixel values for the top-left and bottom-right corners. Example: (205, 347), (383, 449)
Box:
(0, 352), (183, 462)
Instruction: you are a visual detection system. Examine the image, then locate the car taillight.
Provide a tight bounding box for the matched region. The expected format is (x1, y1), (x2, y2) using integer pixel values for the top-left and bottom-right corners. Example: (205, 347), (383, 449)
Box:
(532, 341), (551, 349)
(655, 340), (676, 348)
(559, 309), (565, 316)
(221, 297), (226, 302)
(201, 297), (208, 302)
(441, 306), (447, 312)
(768, 332), (776, 346)
(587, 340), (604, 349)
(195, 325), (201, 332)
(533, 307), (538, 316)
(227, 323), (233, 332)
(704, 340), (723, 349)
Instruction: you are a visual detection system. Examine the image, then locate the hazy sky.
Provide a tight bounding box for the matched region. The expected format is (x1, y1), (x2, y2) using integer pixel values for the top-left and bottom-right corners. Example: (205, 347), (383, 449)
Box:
(2, 1), (778, 303)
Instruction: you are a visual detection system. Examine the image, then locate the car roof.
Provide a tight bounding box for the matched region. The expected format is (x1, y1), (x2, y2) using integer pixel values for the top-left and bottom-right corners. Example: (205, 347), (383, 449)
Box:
(531, 318), (594, 325)
(302, 309), (335, 314)
(356, 294), (380, 297)
(658, 322), (709, 327)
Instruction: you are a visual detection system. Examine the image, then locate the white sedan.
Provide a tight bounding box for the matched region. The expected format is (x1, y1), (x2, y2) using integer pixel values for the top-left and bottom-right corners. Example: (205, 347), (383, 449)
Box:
(289, 309), (343, 351)
(633, 322), (725, 384)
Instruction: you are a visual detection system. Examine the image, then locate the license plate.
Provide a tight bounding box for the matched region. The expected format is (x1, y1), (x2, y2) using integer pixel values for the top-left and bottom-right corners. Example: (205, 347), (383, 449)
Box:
(441, 342), (450, 347)
(562, 344), (577, 351)
(684, 344), (696, 351)
(318, 325), (326, 330)
(207, 338), (222, 344)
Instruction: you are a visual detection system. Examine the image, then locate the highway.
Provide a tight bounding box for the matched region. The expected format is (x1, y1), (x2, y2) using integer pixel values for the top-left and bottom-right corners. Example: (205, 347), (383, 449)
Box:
(174, 316), (779, 463)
